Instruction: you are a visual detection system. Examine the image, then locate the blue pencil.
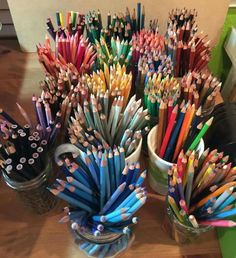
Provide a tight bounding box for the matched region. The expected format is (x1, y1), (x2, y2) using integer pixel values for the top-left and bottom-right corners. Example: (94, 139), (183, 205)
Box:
(114, 148), (121, 188)
(100, 156), (107, 209)
(213, 208), (236, 219)
(212, 187), (234, 211)
(128, 196), (147, 214)
(125, 164), (135, 186)
(116, 188), (142, 210)
(119, 165), (129, 185)
(85, 156), (100, 189)
(217, 193), (236, 211)
(135, 170), (147, 186)
(48, 188), (93, 213)
(137, 2), (141, 31)
(106, 213), (131, 223)
(100, 182), (127, 214)
(131, 162), (140, 184)
(108, 149), (116, 194)
(66, 176), (93, 195)
(164, 106), (186, 161)
(69, 165), (91, 189)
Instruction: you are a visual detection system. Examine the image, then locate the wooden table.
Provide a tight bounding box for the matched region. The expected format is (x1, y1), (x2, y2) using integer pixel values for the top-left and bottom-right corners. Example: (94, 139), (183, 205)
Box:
(0, 42), (222, 258)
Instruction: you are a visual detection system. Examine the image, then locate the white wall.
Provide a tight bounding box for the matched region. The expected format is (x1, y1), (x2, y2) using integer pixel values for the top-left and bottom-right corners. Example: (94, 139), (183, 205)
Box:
(7, 0), (230, 52)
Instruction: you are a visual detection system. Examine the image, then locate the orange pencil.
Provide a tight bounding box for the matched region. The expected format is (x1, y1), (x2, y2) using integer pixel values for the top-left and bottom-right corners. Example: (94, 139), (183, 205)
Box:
(156, 101), (166, 154)
(191, 182), (236, 212)
(182, 104), (196, 145)
(159, 104), (178, 158)
(173, 104), (192, 162)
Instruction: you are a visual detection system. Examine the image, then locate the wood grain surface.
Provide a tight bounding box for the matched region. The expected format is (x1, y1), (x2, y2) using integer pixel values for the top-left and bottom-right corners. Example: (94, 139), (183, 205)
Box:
(0, 41), (222, 258)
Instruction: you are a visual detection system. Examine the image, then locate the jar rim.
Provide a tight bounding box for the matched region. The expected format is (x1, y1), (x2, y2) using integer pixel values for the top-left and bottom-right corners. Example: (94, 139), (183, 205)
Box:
(73, 227), (122, 245)
(2, 161), (51, 191)
(167, 205), (212, 232)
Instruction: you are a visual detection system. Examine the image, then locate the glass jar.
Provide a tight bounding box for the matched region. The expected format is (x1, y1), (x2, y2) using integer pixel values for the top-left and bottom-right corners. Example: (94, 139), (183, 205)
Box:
(70, 225), (134, 258)
(163, 205), (212, 245)
(2, 161), (57, 214)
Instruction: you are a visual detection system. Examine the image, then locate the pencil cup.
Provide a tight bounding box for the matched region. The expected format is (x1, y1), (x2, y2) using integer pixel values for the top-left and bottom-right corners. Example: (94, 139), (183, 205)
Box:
(70, 225), (135, 257)
(2, 161), (57, 214)
(125, 137), (142, 165)
(147, 125), (204, 195)
(163, 205), (212, 244)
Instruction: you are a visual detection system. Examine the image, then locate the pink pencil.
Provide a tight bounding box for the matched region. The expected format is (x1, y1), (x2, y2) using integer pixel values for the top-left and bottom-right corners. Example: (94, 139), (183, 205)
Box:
(199, 220), (236, 227)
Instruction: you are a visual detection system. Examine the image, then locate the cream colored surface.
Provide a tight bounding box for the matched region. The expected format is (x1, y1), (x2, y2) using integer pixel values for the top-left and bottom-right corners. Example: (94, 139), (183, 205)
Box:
(8, 0), (229, 52)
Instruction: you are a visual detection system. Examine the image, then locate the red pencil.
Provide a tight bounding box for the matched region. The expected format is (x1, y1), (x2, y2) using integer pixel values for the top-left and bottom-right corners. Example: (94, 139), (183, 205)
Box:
(159, 104), (178, 158)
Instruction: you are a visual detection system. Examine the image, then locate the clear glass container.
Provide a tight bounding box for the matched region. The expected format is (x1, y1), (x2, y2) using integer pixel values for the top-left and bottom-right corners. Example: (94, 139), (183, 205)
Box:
(2, 161), (57, 214)
(163, 205), (212, 245)
(70, 225), (134, 257)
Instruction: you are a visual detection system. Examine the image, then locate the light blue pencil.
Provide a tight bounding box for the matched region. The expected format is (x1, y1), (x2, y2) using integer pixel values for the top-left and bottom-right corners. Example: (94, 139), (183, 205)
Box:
(212, 187), (234, 211)
(135, 170), (147, 186)
(94, 208), (129, 222)
(116, 188), (142, 210)
(106, 213), (131, 223)
(217, 193), (236, 211)
(100, 182), (127, 215)
(88, 244), (100, 256)
(128, 196), (147, 214)
(214, 208), (236, 219)
(98, 244), (110, 258)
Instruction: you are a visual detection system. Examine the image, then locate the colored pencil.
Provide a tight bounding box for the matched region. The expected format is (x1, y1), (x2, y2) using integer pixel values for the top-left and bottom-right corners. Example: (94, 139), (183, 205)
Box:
(167, 148), (236, 229)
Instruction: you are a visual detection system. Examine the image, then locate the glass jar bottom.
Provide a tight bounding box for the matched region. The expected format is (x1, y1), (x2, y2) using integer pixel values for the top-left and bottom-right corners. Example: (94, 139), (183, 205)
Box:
(71, 229), (135, 258)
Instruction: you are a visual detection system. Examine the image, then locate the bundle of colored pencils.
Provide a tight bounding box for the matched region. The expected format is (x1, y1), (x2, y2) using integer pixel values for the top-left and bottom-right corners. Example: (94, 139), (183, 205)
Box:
(155, 101), (213, 162)
(86, 7), (140, 43)
(37, 33), (96, 78)
(144, 73), (180, 117)
(0, 105), (56, 182)
(132, 29), (165, 66)
(167, 8), (198, 35)
(83, 63), (132, 106)
(181, 71), (222, 111)
(46, 11), (86, 40)
(95, 36), (132, 68)
(49, 145), (147, 256)
(168, 148), (236, 228)
(69, 95), (149, 156)
(165, 9), (210, 77)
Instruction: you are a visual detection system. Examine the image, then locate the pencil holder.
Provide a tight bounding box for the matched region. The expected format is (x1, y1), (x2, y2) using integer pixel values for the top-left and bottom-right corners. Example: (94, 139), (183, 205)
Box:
(2, 161), (57, 214)
(125, 137), (142, 165)
(147, 125), (204, 195)
(70, 225), (135, 257)
(163, 205), (212, 245)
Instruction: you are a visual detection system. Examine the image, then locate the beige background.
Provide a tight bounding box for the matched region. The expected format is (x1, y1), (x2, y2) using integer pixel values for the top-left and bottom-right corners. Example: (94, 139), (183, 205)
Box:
(7, 0), (230, 52)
